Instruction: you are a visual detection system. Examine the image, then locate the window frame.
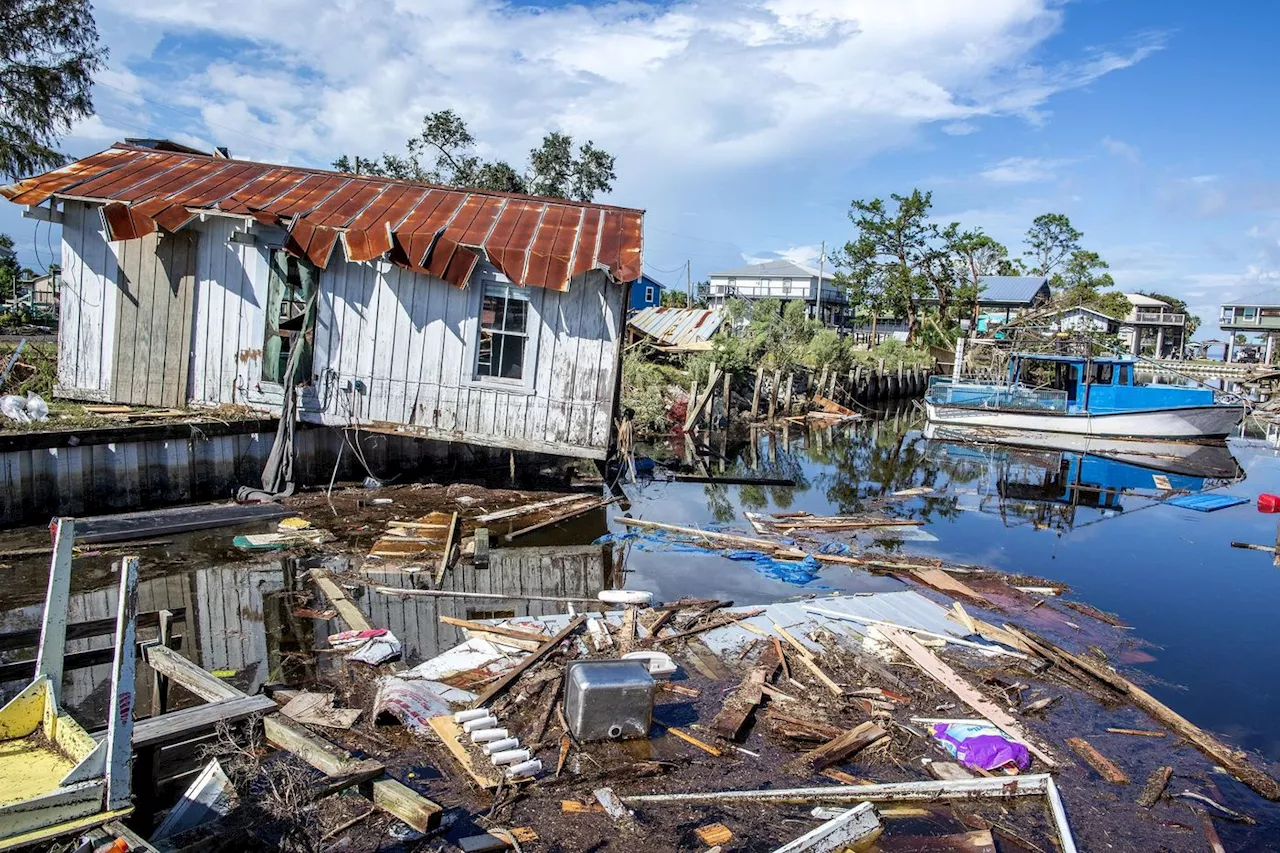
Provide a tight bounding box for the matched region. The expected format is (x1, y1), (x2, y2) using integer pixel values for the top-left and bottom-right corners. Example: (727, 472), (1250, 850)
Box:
(781, 277), (792, 295)
(644, 285), (655, 304)
(261, 247), (319, 388)
(464, 269), (541, 395)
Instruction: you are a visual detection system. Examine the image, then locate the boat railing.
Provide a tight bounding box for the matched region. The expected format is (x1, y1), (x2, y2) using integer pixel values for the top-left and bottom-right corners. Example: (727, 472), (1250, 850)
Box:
(926, 376), (1069, 414)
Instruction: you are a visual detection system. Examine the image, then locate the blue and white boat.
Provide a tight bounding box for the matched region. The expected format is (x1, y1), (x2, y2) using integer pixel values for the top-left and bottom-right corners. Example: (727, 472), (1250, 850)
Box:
(925, 354), (1246, 441)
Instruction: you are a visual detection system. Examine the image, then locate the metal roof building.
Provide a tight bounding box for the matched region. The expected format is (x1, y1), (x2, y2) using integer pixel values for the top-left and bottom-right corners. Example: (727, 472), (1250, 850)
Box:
(973, 276), (1051, 307)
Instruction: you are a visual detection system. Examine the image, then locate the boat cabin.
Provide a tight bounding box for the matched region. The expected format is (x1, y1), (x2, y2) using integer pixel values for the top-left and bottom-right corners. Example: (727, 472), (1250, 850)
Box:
(1009, 354), (1213, 414)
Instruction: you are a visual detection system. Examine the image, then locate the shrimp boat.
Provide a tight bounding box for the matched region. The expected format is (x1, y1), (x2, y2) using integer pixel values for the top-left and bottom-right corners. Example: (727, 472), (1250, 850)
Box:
(924, 354), (1246, 441)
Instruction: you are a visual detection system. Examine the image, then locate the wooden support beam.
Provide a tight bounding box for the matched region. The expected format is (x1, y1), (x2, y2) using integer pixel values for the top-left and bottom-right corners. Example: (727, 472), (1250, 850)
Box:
(145, 645), (242, 702)
(1065, 737), (1129, 784)
(434, 512), (459, 585)
(471, 615), (587, 708)
(439, 616), (549, 645)
(473, 528), (490, 568)
(311, 568), (372, 632)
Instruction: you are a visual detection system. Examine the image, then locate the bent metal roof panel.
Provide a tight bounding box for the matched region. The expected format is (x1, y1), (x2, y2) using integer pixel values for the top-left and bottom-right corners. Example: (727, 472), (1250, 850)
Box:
(1, 145), (643, 292)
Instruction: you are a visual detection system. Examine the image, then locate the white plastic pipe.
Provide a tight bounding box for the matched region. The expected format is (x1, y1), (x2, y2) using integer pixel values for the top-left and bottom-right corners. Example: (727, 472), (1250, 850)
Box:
(489, 748), (532, 766)
(483, 737), (520, 754)
(470, 728), (509, 743)
(462, 715), (498, 733)
(506, 759), (542, 779)
(454, 709), (491, 724)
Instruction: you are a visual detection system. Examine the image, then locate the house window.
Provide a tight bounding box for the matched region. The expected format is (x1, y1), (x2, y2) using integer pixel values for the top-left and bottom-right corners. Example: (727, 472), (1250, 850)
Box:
(644, 285), (655, 304)
(476, 282), (531, 381)
(263, 249), (318, 385)
(782, 277), (792, 295)
(1221, 307), (1235, 323)
(1243, 307), (1258, 322)
(727, 277), (737, 287)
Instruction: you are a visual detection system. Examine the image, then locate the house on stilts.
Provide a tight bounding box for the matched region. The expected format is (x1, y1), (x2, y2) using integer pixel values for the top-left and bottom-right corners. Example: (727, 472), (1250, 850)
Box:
(1, 142), (643, 461)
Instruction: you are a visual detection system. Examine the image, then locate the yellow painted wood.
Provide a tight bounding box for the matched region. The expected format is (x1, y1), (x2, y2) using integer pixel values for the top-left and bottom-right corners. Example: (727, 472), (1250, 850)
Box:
(0, 678), (47, 739)
(0, 806), (131, 852)
(52, 713), (97, 761)
(0, 734), (78, 806)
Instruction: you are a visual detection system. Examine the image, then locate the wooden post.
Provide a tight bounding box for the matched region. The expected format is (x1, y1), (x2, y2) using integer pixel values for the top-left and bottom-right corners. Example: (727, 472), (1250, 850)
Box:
(768, 369), (780, 420)
(751, 366), (764, 420)
(853, 366), (863, 402)
(827, 370), (838, 399)
(36, 517), (75, 706)
(151, 609), (173, 716)
(784, 373), (794, 414)
(722, 370), (732, 428)
(105, 555), (140, 810)
(687, 379), (699, 429)
(818, 366), (829, 403)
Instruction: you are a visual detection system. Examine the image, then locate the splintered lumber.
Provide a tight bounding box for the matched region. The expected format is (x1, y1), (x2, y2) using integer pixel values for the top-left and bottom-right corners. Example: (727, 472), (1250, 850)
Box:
(476, 494), (587, 524)
(562, 800), (604, 814)
(913, 569), (993, 606)
(593, 787), (633, 824)
(646, 608), (764, 645)
(614, 516), (781, 550)
(813, 395), (858, 417)
(505, 496), (617, 541)
(312, 568), (373, 632)
(710, 643), (781, 739)
(797, 721), (889, 772)
(774, 801), (881, 853)
(624, 774), (1057, 804)
(471, 615), (587, 708)
(1137, 766), (1173, 808)
(879, 628), (1058, 767)
(433, 511), (459, 584)
(1065, 737), (1129, 784)
(473, 528), (490, 567)
(695, 823), (734, 846)
(654, 720), (722, 755)
(1106, 727), (1166, 738)
(440, 616), (548, 645)
(1005, 624), (1280, 799)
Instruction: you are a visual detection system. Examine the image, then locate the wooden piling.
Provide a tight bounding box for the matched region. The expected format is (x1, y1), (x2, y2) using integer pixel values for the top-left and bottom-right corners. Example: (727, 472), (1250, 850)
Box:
(768, 369), (780, 420)
(722, 370), (732, 427)
(751, 366), (764, 420)
(784, 373), (795, 415)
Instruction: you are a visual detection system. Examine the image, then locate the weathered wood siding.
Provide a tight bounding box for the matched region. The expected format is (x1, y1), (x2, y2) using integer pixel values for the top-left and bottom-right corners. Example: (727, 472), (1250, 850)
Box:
(57, 206), (625, 459)
(57, 201), (119, 398)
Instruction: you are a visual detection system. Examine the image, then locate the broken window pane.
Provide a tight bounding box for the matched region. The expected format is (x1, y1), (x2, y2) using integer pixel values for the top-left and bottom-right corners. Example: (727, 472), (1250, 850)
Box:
(263, 249), (318, 385)
(476, 283), (530, 382)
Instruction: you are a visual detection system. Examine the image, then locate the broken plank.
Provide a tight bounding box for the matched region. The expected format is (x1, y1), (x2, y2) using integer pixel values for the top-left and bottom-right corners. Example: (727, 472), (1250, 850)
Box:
(878, 628), (1058, 767)
(1137, 766), (1172, 808)
(614, 516), (781, 550)
(646, 609), (764, 645)
(653, 720), (722, 755)
(710, 643), (780, 740)
(1006, 624), (1280, 799)
(796, 721), (888, 772)
(877, 830), (995, 852)
(561, 800), (604, 814)
(1106, 727), (1166, 738)
(471, 615), (587, 708)
(439, 616), (548, 645)
(913, 569), (993, 606)
(1065, 737), (1128, 784)
(695, 823), (734, 846)
(311, 568), (372, 632)
(926, 762), (974, 782)
(473, 527), (490, 567)
(476, 494), (587, 523)
(505, 497), (617, 541)
(433, 511), (459, 585)
(593, 787), (632, 823)
(264, 715), (383, 777)
(774, 801), (881, 853)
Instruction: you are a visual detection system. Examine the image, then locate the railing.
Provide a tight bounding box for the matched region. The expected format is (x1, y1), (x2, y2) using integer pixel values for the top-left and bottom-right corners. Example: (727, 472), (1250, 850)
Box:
(1131, 311), (1185, 324)
(926, 376), (1069, 414)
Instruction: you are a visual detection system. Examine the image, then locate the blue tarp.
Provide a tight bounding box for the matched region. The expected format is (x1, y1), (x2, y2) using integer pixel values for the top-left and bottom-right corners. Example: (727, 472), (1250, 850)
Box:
(596, 529), (828, 586)
(1165, 493), (1248, 512)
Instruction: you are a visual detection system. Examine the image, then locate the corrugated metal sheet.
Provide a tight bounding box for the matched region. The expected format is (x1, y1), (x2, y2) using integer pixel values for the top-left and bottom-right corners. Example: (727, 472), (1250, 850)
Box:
(629, 306), (724, 348)
(2, 145), (643, 292)
(975, 276), (1050, 306)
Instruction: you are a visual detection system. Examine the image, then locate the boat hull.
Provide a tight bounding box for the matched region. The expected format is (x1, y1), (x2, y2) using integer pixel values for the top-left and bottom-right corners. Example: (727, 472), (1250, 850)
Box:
(924, 401), (1245, 441)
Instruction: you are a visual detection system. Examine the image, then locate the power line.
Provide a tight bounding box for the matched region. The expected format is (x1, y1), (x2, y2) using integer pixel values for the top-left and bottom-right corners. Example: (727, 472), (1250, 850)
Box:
(643, 260), (688, 274)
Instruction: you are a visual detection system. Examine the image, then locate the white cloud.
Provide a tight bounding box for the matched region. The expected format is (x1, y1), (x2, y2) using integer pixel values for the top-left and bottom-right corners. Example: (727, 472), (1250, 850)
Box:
(88, 0), (1163, 199)
(743, 244), (823, 266)
(979, 156), (1075, 183)
(942, 122), (978, 136)
(1101, 136), (1139, 163)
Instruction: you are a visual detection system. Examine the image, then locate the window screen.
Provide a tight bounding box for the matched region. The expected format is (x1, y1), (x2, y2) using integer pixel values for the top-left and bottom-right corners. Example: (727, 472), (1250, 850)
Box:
(477, 282), (531, 381)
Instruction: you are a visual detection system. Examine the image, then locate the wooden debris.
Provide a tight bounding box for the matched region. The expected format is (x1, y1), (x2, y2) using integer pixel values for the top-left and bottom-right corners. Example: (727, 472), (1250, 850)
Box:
(654, 721), (722, 756)
(426, 716), (501, 788)
(914, 571), (993, 606)
(1173, 791), (1256, 824)
(695, 823), (734, 846)
(710, 643), (780, 740)
(433, 511), (459, 584)
(645, 608), (764, 646)
(593, 787), (632, 823)
(440, 616), (548, 645)
(1065, 737), (1129, 784)
(619, 605), (638, 654)
(820, 768), (872, 785)
(1137, 766), (1173, 808)
(476, 494), (586, 523)
(562, 799), (604, 813)
(659, 682), (700, 698)
(511, 827), (539, 842)
(505, 496), (618, 540)
(1106, 727), (1166, 738)
(280, 691), (361, 729)
(879, 628), (1058, 767)
(796, 721), (889, 772)
(877, 830), (995, 852)
(614, 516), (780, 550)
(1006, 624), (1280, 799)
(775, 802), (881, 853)
(926, 761), (974, 781)
(471, 615), (587, 708)
(556, 734), (572, 777)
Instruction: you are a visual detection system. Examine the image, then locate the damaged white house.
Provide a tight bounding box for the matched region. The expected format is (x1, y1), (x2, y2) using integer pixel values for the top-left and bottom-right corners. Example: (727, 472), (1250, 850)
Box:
(2, 143), (643, 459)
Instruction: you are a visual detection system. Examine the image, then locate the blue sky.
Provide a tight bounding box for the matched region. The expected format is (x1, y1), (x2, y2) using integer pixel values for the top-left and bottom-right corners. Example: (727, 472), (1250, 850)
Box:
(5, 0), (1280, 340)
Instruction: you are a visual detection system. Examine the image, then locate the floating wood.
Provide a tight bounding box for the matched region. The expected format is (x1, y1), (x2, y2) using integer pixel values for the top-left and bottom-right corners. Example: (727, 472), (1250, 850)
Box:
(797, 721), (889, 772)
(1137, 766), (1172, 808)
(312, 568), (373, 633)
(774, 801), (881, 853)
(672, 474), (797, 486)
(1106, 727), (1165, 738)
(475, 494), (587, 524)
(505, 497), (617, 541)
(653, 721), (721, 756)
(614, 516), (780, 550)
(710, 643), (780, 740)
(878, 628), (1058, 767)
(1005, 624), (1280, 799)
(913, 569), (993, 606)
(877, 830), (995, 852)
(471, 615), (587, 708)
(1065, 737), (1128, 784)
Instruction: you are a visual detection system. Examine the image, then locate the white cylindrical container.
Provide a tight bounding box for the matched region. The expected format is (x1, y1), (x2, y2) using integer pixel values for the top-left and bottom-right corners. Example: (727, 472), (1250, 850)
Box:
(454, 708), (491, 724)
(470, 728), (509, 744)
(462, 715), (498, 733)
(489, 748), (532, 766)
(506, 759), (542, 779)
(483, 737), (520, 754)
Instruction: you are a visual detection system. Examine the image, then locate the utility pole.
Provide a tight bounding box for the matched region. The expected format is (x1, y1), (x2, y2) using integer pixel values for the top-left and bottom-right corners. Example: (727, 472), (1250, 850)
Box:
(816, 241), (825, 326)
(686, 259), (691, 307)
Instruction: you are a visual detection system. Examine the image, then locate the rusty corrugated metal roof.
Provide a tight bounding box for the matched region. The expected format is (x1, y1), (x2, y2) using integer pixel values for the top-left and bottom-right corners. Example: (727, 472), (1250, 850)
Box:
(628, 306), (724, 349)
(1, 145), (643, 292)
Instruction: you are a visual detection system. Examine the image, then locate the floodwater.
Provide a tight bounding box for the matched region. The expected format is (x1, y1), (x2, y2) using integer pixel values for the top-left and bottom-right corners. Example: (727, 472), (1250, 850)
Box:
(3, 403), (1280, 839)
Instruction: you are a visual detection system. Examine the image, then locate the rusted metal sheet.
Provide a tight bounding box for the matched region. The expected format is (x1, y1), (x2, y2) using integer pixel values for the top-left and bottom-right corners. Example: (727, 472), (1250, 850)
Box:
(628, 307), (725, 349)
(0, 145), (644, 290)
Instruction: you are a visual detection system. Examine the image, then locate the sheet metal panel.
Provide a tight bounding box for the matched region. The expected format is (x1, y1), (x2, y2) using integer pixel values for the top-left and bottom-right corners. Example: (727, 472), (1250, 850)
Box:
(1, 145), (644, 291)
(628, 307), (725, 348)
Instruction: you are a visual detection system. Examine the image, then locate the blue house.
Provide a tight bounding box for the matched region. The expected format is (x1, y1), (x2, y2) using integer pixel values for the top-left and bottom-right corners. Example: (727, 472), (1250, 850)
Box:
(630, 273), (665, 311)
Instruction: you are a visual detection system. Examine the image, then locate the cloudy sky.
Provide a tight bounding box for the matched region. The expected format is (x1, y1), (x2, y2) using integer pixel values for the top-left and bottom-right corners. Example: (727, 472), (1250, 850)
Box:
(6, 0), (1280, 339)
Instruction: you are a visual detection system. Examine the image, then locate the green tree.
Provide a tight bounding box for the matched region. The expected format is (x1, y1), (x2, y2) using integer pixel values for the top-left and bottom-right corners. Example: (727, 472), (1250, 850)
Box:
(0, 234), (19, 303)
(834, 190), (940, 342)
(1138, 290), (1201, 336)
(659, 289), (688, 308)
(944, 225), (1010, 327)
(334, 110), (617, 202)
(1, 0), (107, 179)
(1023, 213), (1082, 278)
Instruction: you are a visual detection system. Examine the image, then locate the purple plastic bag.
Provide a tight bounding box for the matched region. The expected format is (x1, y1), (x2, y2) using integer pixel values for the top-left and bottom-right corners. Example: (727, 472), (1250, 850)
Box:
(932, 723), (1031, 772)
